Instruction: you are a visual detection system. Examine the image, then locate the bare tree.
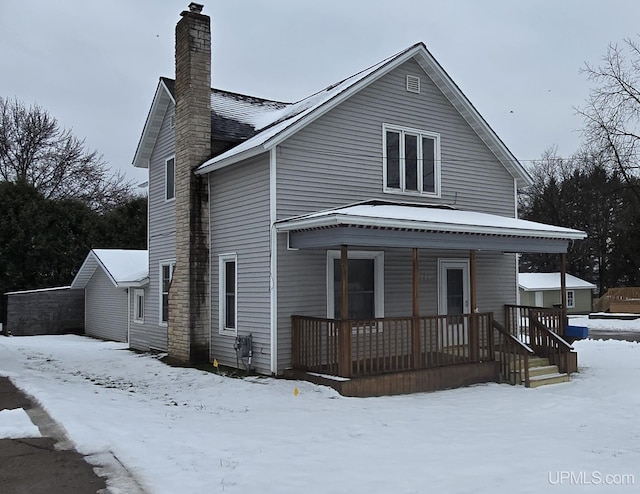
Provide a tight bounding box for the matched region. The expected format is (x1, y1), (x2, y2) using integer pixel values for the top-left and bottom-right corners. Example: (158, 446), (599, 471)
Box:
(0, 97), (133, 211)
(578, 38), (640, 203)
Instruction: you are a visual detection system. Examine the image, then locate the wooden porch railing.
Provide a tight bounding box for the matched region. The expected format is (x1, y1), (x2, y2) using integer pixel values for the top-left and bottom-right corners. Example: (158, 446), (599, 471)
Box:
(492, 319), (533, 386)
(504, 305), (566, 341)
(292, 313), (494, 378)
(528, 313), (574, 374)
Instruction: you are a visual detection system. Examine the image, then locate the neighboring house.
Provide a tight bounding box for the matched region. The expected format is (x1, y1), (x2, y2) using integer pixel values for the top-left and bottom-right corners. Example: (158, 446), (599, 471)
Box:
(518, 273), (596, 314)
(71, 249), (148, 343)
(129, 4), (586, 394)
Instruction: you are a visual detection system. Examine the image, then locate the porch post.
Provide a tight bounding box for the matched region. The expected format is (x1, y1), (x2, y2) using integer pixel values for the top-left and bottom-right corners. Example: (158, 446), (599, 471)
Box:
(469, 250), (479, 361)
(560, 252), (567, 335)
(469, 250), (477, 312)
(412, 248), (421, 369)
(338, 245), (352, 377)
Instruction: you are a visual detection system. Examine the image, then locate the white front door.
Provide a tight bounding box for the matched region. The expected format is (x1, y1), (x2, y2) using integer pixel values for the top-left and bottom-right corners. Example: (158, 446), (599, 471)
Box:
(438, 259), (470, 347)
(438, 259), (470, 316)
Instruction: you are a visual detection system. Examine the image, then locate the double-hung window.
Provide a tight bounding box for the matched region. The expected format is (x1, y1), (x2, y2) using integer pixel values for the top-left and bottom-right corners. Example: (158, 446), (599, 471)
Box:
(165, 157), (175, 201)
(160, 261), (175, 325)
(219, 254), (237, 334)
(566, 290), (575, 309)
(133, 289), (144, 323)
(383, 124), (440, 196)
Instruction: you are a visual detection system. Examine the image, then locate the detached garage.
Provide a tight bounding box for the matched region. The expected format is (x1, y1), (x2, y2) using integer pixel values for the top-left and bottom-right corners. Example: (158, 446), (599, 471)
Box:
(71, 249), (148, 343)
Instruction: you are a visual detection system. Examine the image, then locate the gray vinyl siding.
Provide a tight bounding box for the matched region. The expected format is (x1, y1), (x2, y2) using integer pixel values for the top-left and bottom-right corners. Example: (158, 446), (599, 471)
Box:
(276, 247), (516, 371)
(85, 268), (128, 342)
(210, 154), (271, 374)
(274, 59), (519, 372)
(276, 58), (515, 219)
(130, 104), (175, 352)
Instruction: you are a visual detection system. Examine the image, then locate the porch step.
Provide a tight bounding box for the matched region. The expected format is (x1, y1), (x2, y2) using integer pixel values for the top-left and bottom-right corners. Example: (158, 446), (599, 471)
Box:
(528, 372), (570, 388)
(528, 365), (559, 378)
(528, 357), (550, 368)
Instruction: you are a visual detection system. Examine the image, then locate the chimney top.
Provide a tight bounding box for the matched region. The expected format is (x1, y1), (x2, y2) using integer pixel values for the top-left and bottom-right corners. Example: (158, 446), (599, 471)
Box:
(188, 2), (204, 13)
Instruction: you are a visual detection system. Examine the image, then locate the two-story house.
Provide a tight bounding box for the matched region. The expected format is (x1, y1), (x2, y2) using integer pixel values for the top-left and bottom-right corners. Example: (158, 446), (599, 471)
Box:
(129, 3), (585, 396)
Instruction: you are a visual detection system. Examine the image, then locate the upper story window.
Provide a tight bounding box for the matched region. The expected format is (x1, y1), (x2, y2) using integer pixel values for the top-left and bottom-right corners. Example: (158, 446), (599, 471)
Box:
(383, 124), (440, 196)
(165, 157), (175, 201)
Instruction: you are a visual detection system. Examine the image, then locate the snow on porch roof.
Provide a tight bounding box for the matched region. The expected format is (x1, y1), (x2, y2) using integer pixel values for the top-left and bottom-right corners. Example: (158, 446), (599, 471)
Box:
(276, 202), (586, 239)
(519, 273), (596, 291)
(71, 249), (149, 289)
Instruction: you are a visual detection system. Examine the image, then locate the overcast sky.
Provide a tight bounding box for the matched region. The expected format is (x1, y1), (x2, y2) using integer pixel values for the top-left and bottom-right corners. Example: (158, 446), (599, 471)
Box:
(2, 0), (639, 186)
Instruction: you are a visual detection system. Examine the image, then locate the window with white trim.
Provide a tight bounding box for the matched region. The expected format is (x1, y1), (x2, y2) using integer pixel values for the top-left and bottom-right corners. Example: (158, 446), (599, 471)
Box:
(133, 289), (145, 323)
(566, 290), (575, 309)
(165, 157), (175, 201)
(383, 124), (440, 196)
(219, 254), (237, 333)
(327, 251), (384, 320)
(159, 262), (174, 325)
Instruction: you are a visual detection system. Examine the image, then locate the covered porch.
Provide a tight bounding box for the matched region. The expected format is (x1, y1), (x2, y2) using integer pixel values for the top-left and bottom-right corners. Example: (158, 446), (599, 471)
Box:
(277, 201), (586, 396)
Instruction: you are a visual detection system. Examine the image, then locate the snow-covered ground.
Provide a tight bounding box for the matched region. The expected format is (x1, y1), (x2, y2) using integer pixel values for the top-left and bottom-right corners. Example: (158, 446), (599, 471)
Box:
(1, 323), (639, 493)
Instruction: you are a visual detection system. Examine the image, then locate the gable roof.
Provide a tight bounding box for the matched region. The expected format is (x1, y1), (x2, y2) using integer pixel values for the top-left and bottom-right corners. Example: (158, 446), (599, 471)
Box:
(518, 272), (597, 291)
(195, 42), (533, 187)
(71, 249), (149, 289)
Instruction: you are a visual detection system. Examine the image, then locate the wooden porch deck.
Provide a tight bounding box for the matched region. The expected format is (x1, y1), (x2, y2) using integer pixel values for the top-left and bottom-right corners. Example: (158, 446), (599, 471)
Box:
(289, 307), (575, 397)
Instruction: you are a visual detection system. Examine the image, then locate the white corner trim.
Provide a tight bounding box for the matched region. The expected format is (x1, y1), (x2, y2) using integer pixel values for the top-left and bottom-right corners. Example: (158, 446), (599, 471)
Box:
(269, 147), (278, 374)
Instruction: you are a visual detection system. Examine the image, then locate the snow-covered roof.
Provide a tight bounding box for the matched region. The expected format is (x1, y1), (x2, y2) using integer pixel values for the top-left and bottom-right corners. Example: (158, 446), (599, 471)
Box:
(71, 249), (149, 289)
(519, 273), (596, 291)
(276, 201), (586, 240)
(194, 43), (532, 187)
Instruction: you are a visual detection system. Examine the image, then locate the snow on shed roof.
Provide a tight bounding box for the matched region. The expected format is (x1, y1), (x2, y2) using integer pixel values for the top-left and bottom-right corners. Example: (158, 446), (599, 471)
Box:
(518, 273), (596, 291)
(71, 249), (148, 289)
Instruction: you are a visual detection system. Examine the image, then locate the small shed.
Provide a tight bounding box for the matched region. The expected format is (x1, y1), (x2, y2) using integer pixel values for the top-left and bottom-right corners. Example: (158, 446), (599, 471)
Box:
(71, 249), (148, 343)
(4, 286), (84, 336)
(518, 272), (596, 314)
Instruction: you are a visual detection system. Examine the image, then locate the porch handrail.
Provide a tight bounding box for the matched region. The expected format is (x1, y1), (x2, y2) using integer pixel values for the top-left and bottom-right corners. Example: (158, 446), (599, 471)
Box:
(292, 313), (494, 378)
(529, 310), (574, 376)
(504, 304), (566, 339)
(492, 319), (533, 387)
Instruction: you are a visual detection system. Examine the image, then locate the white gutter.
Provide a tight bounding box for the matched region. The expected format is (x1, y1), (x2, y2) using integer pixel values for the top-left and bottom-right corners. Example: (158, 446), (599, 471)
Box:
(275, 213), (587, 240)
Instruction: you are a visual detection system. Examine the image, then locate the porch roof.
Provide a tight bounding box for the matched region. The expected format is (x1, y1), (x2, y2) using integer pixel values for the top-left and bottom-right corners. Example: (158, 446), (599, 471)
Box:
(276, 202), (586, 253)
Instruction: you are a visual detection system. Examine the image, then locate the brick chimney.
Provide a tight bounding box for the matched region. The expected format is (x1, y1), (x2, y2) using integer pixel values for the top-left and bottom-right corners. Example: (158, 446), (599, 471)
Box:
(168, 2), (211, 363)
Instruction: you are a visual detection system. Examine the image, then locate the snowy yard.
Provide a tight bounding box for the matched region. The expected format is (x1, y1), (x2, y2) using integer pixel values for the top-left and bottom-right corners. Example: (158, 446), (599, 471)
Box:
(1, 323), (639, 493)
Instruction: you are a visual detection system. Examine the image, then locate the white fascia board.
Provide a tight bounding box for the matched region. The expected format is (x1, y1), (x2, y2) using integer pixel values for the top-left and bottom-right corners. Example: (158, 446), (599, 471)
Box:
(115, 278), (150, 289)
(195, 145), (268, 175)
(70, 253), (98, 289)
(276, 214), (586, 240)
(132, 80), (174, 169)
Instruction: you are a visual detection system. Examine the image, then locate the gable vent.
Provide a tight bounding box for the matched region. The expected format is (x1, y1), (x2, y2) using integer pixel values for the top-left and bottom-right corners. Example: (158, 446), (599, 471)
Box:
(170, 114), (176, 129)
(406, 75), (421, 94)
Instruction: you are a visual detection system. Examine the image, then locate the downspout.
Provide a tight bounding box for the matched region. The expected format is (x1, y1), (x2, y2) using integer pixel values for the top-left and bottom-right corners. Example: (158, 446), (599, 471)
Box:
(514, 177), (520, 305)
(127, 288), (131, 347)
(269, 147), (278, 374)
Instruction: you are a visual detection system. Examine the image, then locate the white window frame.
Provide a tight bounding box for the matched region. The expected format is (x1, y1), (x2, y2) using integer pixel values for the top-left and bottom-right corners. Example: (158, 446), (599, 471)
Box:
(133, 289), (145, 324)
(159, 261), (175, 326)
(382, 123), (441, 197)
(165, 156), (175, 202)
(566, 290), (575, 309)
(326, 250), (384, 319)
(219, 253), (238, 335)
